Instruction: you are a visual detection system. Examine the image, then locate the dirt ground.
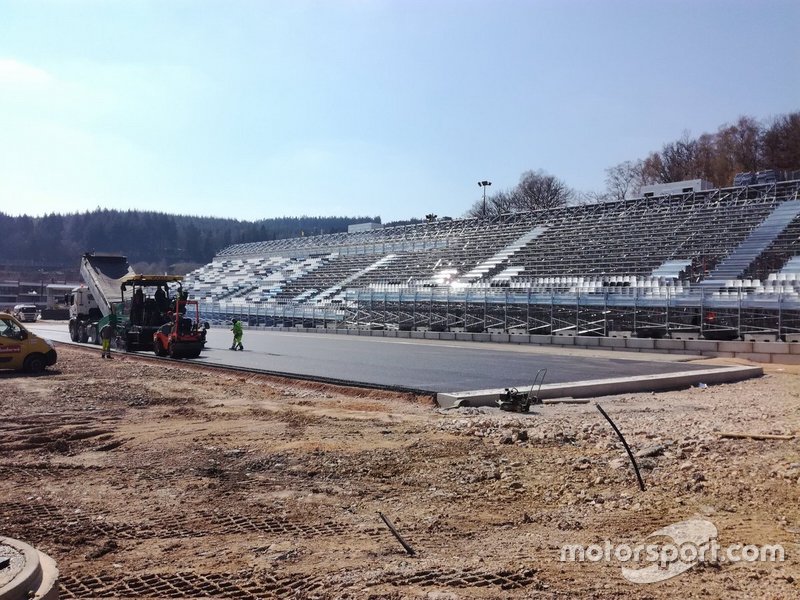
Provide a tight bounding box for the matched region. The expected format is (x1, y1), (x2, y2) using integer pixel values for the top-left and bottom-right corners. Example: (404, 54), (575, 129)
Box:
(1, 345), (799, 599)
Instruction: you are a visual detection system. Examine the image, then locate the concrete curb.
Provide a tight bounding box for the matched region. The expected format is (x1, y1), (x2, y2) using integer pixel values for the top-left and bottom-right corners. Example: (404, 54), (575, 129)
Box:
(0, 536), (59, 600)
(436, 365), (763, 408)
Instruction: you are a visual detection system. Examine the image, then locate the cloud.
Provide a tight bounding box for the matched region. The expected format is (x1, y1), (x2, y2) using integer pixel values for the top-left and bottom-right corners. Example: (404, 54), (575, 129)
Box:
(0, 58), (53, 87)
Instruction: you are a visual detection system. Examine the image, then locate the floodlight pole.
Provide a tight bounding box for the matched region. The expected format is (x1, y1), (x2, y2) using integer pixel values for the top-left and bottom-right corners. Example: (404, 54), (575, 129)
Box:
(478, 180), (492, 218)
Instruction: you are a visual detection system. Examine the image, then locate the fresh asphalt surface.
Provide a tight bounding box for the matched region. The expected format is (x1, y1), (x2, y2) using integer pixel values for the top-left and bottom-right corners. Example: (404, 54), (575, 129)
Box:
(29, 322), (716, 394)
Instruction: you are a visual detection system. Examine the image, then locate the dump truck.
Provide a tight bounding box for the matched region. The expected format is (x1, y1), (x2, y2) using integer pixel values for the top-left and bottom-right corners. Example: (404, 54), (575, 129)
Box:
(68, 253), (134, 343)
(68, 253), (208, 356)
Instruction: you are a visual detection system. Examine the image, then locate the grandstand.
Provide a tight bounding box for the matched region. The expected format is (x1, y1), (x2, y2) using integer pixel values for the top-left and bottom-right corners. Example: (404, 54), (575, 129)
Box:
(185, 179), (800, 341)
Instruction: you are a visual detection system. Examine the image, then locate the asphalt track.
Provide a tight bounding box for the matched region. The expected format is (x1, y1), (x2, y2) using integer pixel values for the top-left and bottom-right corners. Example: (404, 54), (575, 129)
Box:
(29, 322), (717, 394)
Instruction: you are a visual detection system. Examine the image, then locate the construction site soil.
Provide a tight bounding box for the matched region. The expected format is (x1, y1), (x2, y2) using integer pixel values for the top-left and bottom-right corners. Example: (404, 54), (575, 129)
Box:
(1, 346), (798, 599)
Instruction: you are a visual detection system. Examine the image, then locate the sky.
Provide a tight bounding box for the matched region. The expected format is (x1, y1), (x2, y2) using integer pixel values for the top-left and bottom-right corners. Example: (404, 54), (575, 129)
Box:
(1, 0), (798, 223)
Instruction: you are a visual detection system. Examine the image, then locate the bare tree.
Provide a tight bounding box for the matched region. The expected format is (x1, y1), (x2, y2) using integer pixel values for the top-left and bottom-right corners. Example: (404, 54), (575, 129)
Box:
(705, 116), (763, 185)
(640, 151), (665, 185)
(639, 131), (701, 184)
(695, 132), (723, 185)
(465, 198), (492, 219)
(761, 112), (800, 171)
(604, 160), (643, 201)
(663, 132), (700, 181)
(488, 189), (516, 215)
(464, 171), (572, 218)
(727, 116), (761, 172)
(464, 189), (515, 219)
(511, 170), (572, 210)
(634, 115), (796, 188)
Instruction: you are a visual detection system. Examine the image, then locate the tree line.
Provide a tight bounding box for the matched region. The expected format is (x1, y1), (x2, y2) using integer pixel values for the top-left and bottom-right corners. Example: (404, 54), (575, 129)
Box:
(469, 110), (800, 217)
(0, 210), (379, 274)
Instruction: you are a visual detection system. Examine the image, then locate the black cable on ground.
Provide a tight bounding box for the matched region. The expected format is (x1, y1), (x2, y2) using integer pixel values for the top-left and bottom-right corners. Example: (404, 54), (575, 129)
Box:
(595, 403), (646, 492)
(378, 512), (416, 556)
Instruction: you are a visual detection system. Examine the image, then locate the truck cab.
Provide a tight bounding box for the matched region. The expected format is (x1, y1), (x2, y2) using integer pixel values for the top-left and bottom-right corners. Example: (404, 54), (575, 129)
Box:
(0, 312), (58, 372)
(67, 286), (102, 342)
(12, 304), (39, 323)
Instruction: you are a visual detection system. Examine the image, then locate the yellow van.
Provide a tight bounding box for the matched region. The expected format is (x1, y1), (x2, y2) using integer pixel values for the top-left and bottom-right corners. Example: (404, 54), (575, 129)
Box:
(0, 312), (58, 372)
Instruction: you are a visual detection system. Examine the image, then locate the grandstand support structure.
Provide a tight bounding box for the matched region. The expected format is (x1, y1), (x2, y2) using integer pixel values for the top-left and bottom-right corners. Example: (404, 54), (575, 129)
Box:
(197, 286), (800, 343)
(188, 179), (800, 343)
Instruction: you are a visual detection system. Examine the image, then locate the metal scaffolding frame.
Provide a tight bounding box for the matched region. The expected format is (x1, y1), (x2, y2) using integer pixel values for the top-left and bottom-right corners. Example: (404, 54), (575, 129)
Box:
(187, 181), (800, 344)
(198, 285), (800, 342)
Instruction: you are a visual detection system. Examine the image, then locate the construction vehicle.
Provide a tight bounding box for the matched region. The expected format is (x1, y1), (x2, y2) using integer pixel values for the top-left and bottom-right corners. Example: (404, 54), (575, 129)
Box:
(0, 311), (57, 372)
(116, 273), (185, 351)
(153, 298), (208, 358)
(68, 253), (134, 344)
(497, 369), (547, 412)
(68, 253), (207, 357)
(118, 274), (209, 355)
(12, 304), (39, 323)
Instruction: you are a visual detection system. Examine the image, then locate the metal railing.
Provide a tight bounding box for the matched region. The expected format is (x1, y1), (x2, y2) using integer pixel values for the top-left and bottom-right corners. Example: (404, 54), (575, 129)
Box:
(198, 286), (800, 340)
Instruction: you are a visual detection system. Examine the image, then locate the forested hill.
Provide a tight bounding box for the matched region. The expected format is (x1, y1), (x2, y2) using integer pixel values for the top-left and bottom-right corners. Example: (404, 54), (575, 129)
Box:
(0, 210), (379, 273)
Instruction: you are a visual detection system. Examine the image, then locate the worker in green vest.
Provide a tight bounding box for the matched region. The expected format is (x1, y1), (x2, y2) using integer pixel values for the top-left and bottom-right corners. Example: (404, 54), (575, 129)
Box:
(99, 314), (118, 359)
(230, 318), (243, 351)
